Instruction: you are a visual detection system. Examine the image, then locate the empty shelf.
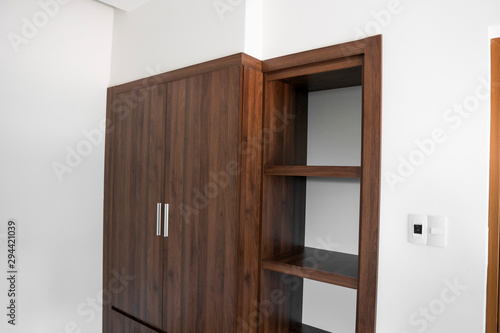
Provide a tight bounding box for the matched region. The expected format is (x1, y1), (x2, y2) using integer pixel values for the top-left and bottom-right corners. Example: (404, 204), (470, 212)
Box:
(290, 323), (332, 333)
(264, 165), (361, 178)
(262, 247), (358, 289)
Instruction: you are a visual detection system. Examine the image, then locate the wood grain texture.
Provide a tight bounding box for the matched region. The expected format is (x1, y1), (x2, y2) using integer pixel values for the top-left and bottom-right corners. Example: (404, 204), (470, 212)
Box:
(263, 80), (308, 166)
(279, 66), (362, 92)
(235, 66), (263, 333)
(113, 53), (261, 95)
(262, 38), (366, 73)
(108, 84), (167, 330)
(162, 74), (185, 333)
(267, 56), (363, 92)
(261, 79), (308, 258)
(487, 37), (500, 333)
(164, 65), (245, 333)
(241, 53), (263, 72)
(105, 56), (264, 333)
(260, 270), (304, 333)
(262, 247), (358, 289)
(103, 87), (115, 333)
(112, 307), (167, 333)
(264, 165), (361, 178)
(260, 78), (308, 332)
(356, 34), (382, 333)
(267, 55), (362, 82)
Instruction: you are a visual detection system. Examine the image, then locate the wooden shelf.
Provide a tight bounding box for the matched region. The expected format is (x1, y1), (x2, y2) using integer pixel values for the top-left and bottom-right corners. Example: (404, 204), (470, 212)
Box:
(290, 323), (331, 333)
(266, 56), (363, 92)
(264, 165), (361, 178)
(262, 247), (358, 289)
(280, 66), (362, 92)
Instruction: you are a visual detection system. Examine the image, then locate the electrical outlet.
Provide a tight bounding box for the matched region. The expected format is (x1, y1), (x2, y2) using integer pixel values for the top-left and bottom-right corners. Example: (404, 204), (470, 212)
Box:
(408, 214), (428, 245)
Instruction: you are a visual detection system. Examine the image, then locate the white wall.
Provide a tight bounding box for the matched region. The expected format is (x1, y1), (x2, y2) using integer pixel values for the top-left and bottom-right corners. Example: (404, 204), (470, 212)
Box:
(490, 24), (500, 39)
(303, 87), (362, 332)
(109, 0), (247, 85)
(243, 0), (263, 59)
(0, 0), (113, 332)
(261, 0), (500, 332)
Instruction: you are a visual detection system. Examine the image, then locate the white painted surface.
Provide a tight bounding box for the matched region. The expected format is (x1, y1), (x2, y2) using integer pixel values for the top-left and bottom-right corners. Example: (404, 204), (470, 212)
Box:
(305, 177), (360, 256)
(244, 0), (263, 59)
(109, 0), (247, 85)
(489, 24), (500, 39)
(307, 87), (362, 166)
(302, 279), (357, 333)
(96, 0), (150, 12)
(0, 0), (113, 332)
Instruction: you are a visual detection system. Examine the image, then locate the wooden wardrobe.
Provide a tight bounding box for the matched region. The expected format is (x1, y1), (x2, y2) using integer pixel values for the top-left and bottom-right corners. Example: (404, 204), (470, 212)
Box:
(103, 55), (263, 333)
(103, 36), (382, 333)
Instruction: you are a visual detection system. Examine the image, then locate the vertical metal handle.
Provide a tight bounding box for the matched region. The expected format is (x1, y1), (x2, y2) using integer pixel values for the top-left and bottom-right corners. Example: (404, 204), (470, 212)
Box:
(164, 203), (169, 237)
(156, 203), (161, 236)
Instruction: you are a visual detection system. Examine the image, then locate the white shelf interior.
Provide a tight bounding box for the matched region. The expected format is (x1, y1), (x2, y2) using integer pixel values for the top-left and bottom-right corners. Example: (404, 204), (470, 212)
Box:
(302, 86), (362, 332)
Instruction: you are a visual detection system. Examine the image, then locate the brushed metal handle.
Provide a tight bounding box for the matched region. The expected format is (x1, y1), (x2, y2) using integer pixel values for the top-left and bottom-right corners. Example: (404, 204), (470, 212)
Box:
(164, 203), (169, 237)
(156, 203), (161, 236)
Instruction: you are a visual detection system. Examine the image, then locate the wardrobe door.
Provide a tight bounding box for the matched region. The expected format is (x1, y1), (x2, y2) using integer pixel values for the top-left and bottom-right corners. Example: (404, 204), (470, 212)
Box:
(108, 84), (167, 330)
(164, 66), (241, 332)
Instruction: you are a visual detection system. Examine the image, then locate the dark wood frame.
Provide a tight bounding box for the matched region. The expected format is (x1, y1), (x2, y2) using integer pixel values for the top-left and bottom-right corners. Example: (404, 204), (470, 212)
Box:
(259, 35), (382, 333)
(487, 37), (500, 333)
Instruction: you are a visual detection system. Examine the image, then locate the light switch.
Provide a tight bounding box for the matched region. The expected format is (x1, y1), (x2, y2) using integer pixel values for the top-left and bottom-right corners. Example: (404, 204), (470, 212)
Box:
(427, 215), (447, 247)
(430, 228), (443, 235)
(408, 214), (427, 245)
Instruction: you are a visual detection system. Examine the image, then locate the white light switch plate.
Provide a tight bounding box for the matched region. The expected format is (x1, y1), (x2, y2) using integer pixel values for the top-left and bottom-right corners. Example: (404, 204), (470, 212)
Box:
(408, 214), (427, 245)
(427, 215), (448, 247)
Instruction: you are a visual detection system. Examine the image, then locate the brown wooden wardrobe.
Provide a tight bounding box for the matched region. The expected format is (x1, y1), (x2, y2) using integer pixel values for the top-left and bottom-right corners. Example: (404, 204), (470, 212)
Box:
(103, 35), (382, 333)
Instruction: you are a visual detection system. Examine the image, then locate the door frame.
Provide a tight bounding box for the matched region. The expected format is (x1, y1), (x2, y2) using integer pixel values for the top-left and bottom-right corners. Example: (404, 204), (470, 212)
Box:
(487, 37), (500, 333)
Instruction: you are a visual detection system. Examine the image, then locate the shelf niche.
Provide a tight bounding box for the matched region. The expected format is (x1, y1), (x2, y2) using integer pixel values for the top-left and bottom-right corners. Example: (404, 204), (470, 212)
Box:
(260, 36), (381, 333)
(262, 247), (358, 289)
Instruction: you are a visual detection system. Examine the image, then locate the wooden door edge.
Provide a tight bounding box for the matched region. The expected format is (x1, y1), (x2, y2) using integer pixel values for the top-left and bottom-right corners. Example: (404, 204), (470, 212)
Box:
(486, 37), (500, 333)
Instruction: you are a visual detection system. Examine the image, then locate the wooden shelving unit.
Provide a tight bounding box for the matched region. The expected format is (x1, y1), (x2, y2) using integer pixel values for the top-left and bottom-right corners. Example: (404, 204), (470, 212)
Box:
(260, 36), (382, 333)
(262, 247), (358, 289)
(264, 165), (361, 178)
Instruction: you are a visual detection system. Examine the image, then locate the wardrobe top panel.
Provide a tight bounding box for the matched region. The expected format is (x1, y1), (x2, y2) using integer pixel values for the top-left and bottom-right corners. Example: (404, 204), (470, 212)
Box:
(110, 52), (261, 95)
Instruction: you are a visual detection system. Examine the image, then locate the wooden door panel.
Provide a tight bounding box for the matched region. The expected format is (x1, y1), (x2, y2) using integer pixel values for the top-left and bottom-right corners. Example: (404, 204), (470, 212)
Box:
(164, 66), (241, 333)
(487, 37), (500, 333)
(109, 84), (167, 330)
(109, 308), (165, 333)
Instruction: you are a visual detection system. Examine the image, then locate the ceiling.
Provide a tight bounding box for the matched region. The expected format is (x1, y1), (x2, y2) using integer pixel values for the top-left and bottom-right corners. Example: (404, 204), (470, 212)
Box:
(96, 0), (151, 12)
